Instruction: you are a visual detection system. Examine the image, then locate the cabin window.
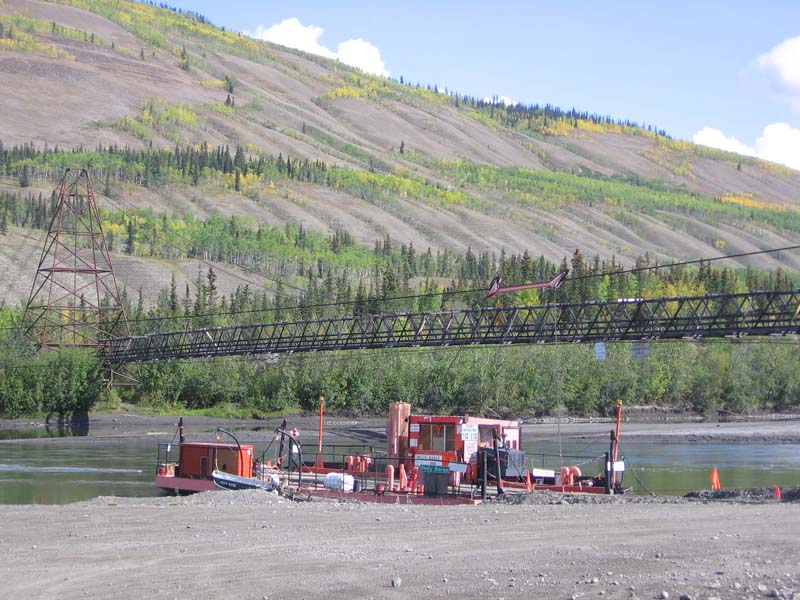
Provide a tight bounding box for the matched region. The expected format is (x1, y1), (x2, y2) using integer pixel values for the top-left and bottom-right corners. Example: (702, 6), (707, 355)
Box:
(479, 426), (495, 446)
(418, 423), (456, 452)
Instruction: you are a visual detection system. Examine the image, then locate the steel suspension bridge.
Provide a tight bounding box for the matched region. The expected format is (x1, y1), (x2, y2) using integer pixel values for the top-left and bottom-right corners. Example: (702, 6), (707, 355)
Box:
(22, 169), (800, 369)
(99, 289), (800, 365)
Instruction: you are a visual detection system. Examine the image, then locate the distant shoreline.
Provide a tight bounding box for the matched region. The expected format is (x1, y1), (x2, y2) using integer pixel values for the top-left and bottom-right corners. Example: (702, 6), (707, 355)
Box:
(2, 411), (799, 444)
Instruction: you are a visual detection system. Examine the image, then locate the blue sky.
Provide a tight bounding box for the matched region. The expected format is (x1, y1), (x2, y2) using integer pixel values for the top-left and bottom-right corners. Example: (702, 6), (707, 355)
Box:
(167, 1), (800, 169)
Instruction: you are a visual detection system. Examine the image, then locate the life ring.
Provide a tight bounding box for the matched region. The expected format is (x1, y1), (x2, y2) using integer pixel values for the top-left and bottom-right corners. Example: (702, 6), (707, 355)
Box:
(569, 466), (582, 488)
(561, 466), (572, 486)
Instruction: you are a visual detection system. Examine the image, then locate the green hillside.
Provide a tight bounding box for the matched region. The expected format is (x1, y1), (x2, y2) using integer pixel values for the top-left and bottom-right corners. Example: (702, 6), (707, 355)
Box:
(1, 0), (799, 419)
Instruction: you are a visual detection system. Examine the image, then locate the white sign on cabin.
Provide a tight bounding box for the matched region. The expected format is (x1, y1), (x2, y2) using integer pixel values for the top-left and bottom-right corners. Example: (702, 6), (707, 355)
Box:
(460, 423), (479, 460)
(410, 423), (420, 433)
(415, 453), (443, 467)
(459, 424), (479, 441)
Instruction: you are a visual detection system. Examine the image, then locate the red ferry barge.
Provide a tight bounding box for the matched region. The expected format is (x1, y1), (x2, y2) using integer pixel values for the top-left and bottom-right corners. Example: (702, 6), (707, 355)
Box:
(155, 401), (626, 501)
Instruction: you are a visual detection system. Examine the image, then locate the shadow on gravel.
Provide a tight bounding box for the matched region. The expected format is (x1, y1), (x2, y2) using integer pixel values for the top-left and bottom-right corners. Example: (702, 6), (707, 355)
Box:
(493, 491), (684, 505)
(492, 487), (800, 506)
(684, 487), (800, 503)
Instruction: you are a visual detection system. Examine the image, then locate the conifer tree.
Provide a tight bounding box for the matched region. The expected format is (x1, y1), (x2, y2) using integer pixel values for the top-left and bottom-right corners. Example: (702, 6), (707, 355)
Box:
(168, 273), (179, 315)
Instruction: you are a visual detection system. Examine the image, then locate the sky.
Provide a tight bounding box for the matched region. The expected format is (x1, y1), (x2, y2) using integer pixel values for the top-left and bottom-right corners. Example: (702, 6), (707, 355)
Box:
(167, 0), (800, 170)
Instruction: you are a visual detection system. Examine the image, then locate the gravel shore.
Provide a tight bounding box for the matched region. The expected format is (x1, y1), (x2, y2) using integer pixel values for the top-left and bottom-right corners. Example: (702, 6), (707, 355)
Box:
(0, 489), (797, 600)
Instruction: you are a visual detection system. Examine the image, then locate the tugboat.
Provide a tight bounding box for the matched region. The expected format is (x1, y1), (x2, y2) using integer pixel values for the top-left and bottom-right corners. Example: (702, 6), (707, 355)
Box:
(155, 420), (257, 494)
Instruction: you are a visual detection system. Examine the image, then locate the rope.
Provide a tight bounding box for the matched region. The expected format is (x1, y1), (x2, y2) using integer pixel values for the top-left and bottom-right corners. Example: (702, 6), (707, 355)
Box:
(621, 452), (656, 496)
(167, 420), (180, 448)
(574, 454), (606, 468)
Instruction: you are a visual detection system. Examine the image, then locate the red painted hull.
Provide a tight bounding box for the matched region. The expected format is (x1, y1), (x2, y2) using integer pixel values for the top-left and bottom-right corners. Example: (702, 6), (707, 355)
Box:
(155, 475), (217, 494)
(295, 486), (482, 505)
(501, 480), (612, 494)
(529, 484), (609, 494)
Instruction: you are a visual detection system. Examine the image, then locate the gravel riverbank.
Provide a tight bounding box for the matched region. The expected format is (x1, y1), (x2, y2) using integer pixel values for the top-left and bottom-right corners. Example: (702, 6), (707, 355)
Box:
(0, 489), (798, 600)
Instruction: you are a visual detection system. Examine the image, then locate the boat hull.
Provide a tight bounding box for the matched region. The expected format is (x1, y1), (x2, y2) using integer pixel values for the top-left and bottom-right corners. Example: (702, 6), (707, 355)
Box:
(211, 470), (280, 492)
(155, 475), (217, 494)
(291, 485), (481, 505)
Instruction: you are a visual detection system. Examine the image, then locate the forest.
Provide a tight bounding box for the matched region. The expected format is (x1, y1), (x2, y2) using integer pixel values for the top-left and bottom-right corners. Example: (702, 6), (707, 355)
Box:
(1, 191), (798, 421)
(1, 0), (799, 422)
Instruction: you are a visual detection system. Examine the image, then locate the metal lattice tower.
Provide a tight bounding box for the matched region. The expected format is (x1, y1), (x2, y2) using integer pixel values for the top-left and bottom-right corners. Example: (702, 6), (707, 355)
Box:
(24, 168), (130, 349)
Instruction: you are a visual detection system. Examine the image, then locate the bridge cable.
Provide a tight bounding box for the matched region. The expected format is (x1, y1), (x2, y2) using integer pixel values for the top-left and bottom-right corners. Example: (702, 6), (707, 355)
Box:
(103, 243), (800, 329)
(8, 219), (800, 332)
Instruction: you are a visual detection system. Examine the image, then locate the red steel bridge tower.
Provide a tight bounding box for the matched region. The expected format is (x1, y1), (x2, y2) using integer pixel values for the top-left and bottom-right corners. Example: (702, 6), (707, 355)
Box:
(23, 168), (130, 349)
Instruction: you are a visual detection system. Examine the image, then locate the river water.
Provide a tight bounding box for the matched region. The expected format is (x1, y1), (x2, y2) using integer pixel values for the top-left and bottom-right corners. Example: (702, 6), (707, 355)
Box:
(1, 432), (798, 504)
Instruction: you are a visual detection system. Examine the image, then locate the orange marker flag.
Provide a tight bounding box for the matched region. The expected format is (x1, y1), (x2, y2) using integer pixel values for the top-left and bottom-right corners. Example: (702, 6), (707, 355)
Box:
(710, 467), (721, 490)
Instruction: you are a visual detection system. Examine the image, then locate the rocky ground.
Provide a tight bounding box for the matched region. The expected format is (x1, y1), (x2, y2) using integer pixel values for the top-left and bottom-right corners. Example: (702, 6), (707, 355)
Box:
(0, 488), (798, 600)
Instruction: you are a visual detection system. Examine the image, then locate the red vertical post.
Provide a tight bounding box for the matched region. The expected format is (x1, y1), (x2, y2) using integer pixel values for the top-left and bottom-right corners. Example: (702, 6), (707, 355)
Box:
(612, 399), (623, 463)
(315, 395), (325, 469)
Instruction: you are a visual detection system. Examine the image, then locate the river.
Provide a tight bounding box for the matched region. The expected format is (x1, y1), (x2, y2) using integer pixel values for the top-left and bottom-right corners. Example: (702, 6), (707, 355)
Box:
(1, 426), (798, 504)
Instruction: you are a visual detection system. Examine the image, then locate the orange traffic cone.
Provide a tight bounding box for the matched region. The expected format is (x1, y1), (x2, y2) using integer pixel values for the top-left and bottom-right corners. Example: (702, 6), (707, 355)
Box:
(526, 470), (533, 492)
(710, 467), (721, 490)
(775, 486), (782, 500)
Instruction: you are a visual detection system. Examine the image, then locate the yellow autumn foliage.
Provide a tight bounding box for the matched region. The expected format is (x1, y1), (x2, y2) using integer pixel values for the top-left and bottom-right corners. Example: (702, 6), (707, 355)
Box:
(0, 34), (74, 59)
(197, 79), (225, 89)
(224, 171), (260, 191)
(719, 193), (785, 212)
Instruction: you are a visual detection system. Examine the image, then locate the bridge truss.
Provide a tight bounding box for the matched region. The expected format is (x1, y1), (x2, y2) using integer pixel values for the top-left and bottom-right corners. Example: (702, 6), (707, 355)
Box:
(99, 289), (800, 365)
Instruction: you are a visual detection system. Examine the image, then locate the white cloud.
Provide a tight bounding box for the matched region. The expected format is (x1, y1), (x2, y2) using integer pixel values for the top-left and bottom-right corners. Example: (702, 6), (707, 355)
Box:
(754, 122), (800, 170)
(758, 36), (800, 93)
(483, 95), (518, 107)
(691, 37), (800, 172)
(249, 18), (335, 59)
(336, 39), (388, 77)
(247, 18), (388, 77)
(693, 127), (755, 156)
(693, 123), (800, 171)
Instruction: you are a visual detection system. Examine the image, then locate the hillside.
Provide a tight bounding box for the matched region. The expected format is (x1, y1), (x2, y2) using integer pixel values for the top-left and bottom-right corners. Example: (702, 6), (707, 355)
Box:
(2, 0), (800, 307)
